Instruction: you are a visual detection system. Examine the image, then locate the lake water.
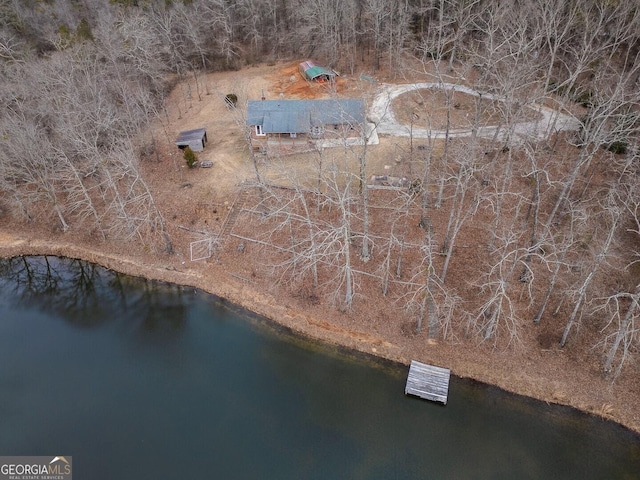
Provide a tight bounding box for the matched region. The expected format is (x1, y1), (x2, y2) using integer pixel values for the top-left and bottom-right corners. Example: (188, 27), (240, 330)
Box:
(0, 256), (638, 479)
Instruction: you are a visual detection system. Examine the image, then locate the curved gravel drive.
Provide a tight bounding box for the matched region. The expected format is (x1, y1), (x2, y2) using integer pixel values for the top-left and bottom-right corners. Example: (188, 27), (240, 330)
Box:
(369, 83), (581, 144)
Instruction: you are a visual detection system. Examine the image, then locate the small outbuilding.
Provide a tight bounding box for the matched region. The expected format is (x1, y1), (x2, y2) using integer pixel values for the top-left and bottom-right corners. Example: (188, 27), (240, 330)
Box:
(299, 60), (336, 83)
(175, 128), (207, 152)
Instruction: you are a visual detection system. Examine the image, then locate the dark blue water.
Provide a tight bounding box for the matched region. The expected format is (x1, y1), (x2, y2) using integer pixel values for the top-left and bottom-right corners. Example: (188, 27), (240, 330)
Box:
(0, 256), (638, 479)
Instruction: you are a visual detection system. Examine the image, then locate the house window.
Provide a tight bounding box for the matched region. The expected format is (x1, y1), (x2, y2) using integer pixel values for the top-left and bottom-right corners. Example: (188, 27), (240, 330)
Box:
(255, 125), (265, 136)
(290, 133), (297, 138)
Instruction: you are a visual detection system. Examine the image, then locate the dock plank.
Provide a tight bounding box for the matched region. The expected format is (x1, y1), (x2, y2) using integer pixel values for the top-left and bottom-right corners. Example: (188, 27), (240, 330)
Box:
(405, 360), (451, 404)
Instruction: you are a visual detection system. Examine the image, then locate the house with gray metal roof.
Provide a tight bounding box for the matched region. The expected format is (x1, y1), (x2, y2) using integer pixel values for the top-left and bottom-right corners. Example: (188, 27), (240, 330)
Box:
(246, 99), (365, 151)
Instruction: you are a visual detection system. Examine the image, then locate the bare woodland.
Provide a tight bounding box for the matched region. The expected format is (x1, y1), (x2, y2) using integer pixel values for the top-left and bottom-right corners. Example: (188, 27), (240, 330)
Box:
(1, 0), (640, 412)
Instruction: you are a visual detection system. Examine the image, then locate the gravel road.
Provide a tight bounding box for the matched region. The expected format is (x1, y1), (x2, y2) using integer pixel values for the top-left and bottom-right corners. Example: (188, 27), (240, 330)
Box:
(369, 83), (581, 144)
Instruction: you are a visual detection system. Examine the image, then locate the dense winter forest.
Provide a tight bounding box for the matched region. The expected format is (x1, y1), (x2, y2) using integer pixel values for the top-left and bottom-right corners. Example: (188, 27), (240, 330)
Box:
(1, 0), (639, 379)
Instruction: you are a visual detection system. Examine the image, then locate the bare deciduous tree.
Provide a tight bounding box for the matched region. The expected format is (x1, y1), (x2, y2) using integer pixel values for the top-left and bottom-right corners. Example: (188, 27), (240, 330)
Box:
(597, 287), (640, 377)
(560, 190), (621, 347)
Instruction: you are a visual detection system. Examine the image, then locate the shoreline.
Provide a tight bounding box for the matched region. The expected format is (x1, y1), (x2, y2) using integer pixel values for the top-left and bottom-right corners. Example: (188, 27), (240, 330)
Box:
(1, 233), (639, 436)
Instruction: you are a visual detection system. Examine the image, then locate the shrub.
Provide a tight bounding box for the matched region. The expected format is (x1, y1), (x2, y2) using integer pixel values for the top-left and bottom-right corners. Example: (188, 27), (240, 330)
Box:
(224, 93), (238, 108)
(574, 90), (594, 109)
(607, 141), (628, 155)
(76, 18), (94, 42)
(183, 147), (198, 168)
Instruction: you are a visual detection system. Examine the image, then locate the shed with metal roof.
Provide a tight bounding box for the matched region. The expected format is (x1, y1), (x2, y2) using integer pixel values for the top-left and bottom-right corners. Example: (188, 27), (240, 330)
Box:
(175, 128), (207, 152)
(299, 60), (336, 82)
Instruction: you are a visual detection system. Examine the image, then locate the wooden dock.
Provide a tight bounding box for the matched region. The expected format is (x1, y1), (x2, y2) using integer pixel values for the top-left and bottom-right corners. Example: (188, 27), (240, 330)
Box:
(405, 360), (451, 405)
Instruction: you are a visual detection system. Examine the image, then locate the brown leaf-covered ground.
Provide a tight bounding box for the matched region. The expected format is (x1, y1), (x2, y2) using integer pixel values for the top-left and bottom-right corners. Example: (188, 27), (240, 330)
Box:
(1, 61), (638, 435)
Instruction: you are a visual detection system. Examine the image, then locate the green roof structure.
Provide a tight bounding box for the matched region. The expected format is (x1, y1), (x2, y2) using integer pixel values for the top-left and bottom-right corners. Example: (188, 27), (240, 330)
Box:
(299, 60), (336, 82)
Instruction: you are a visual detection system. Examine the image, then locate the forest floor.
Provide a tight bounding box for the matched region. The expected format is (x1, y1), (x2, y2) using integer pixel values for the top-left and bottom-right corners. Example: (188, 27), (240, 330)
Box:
(1, 60), (639, 435)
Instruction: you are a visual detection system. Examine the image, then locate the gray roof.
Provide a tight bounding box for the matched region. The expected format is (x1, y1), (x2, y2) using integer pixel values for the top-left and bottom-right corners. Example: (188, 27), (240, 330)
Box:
(247, 99), (365, 134)
(175, 128), (206, 144)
